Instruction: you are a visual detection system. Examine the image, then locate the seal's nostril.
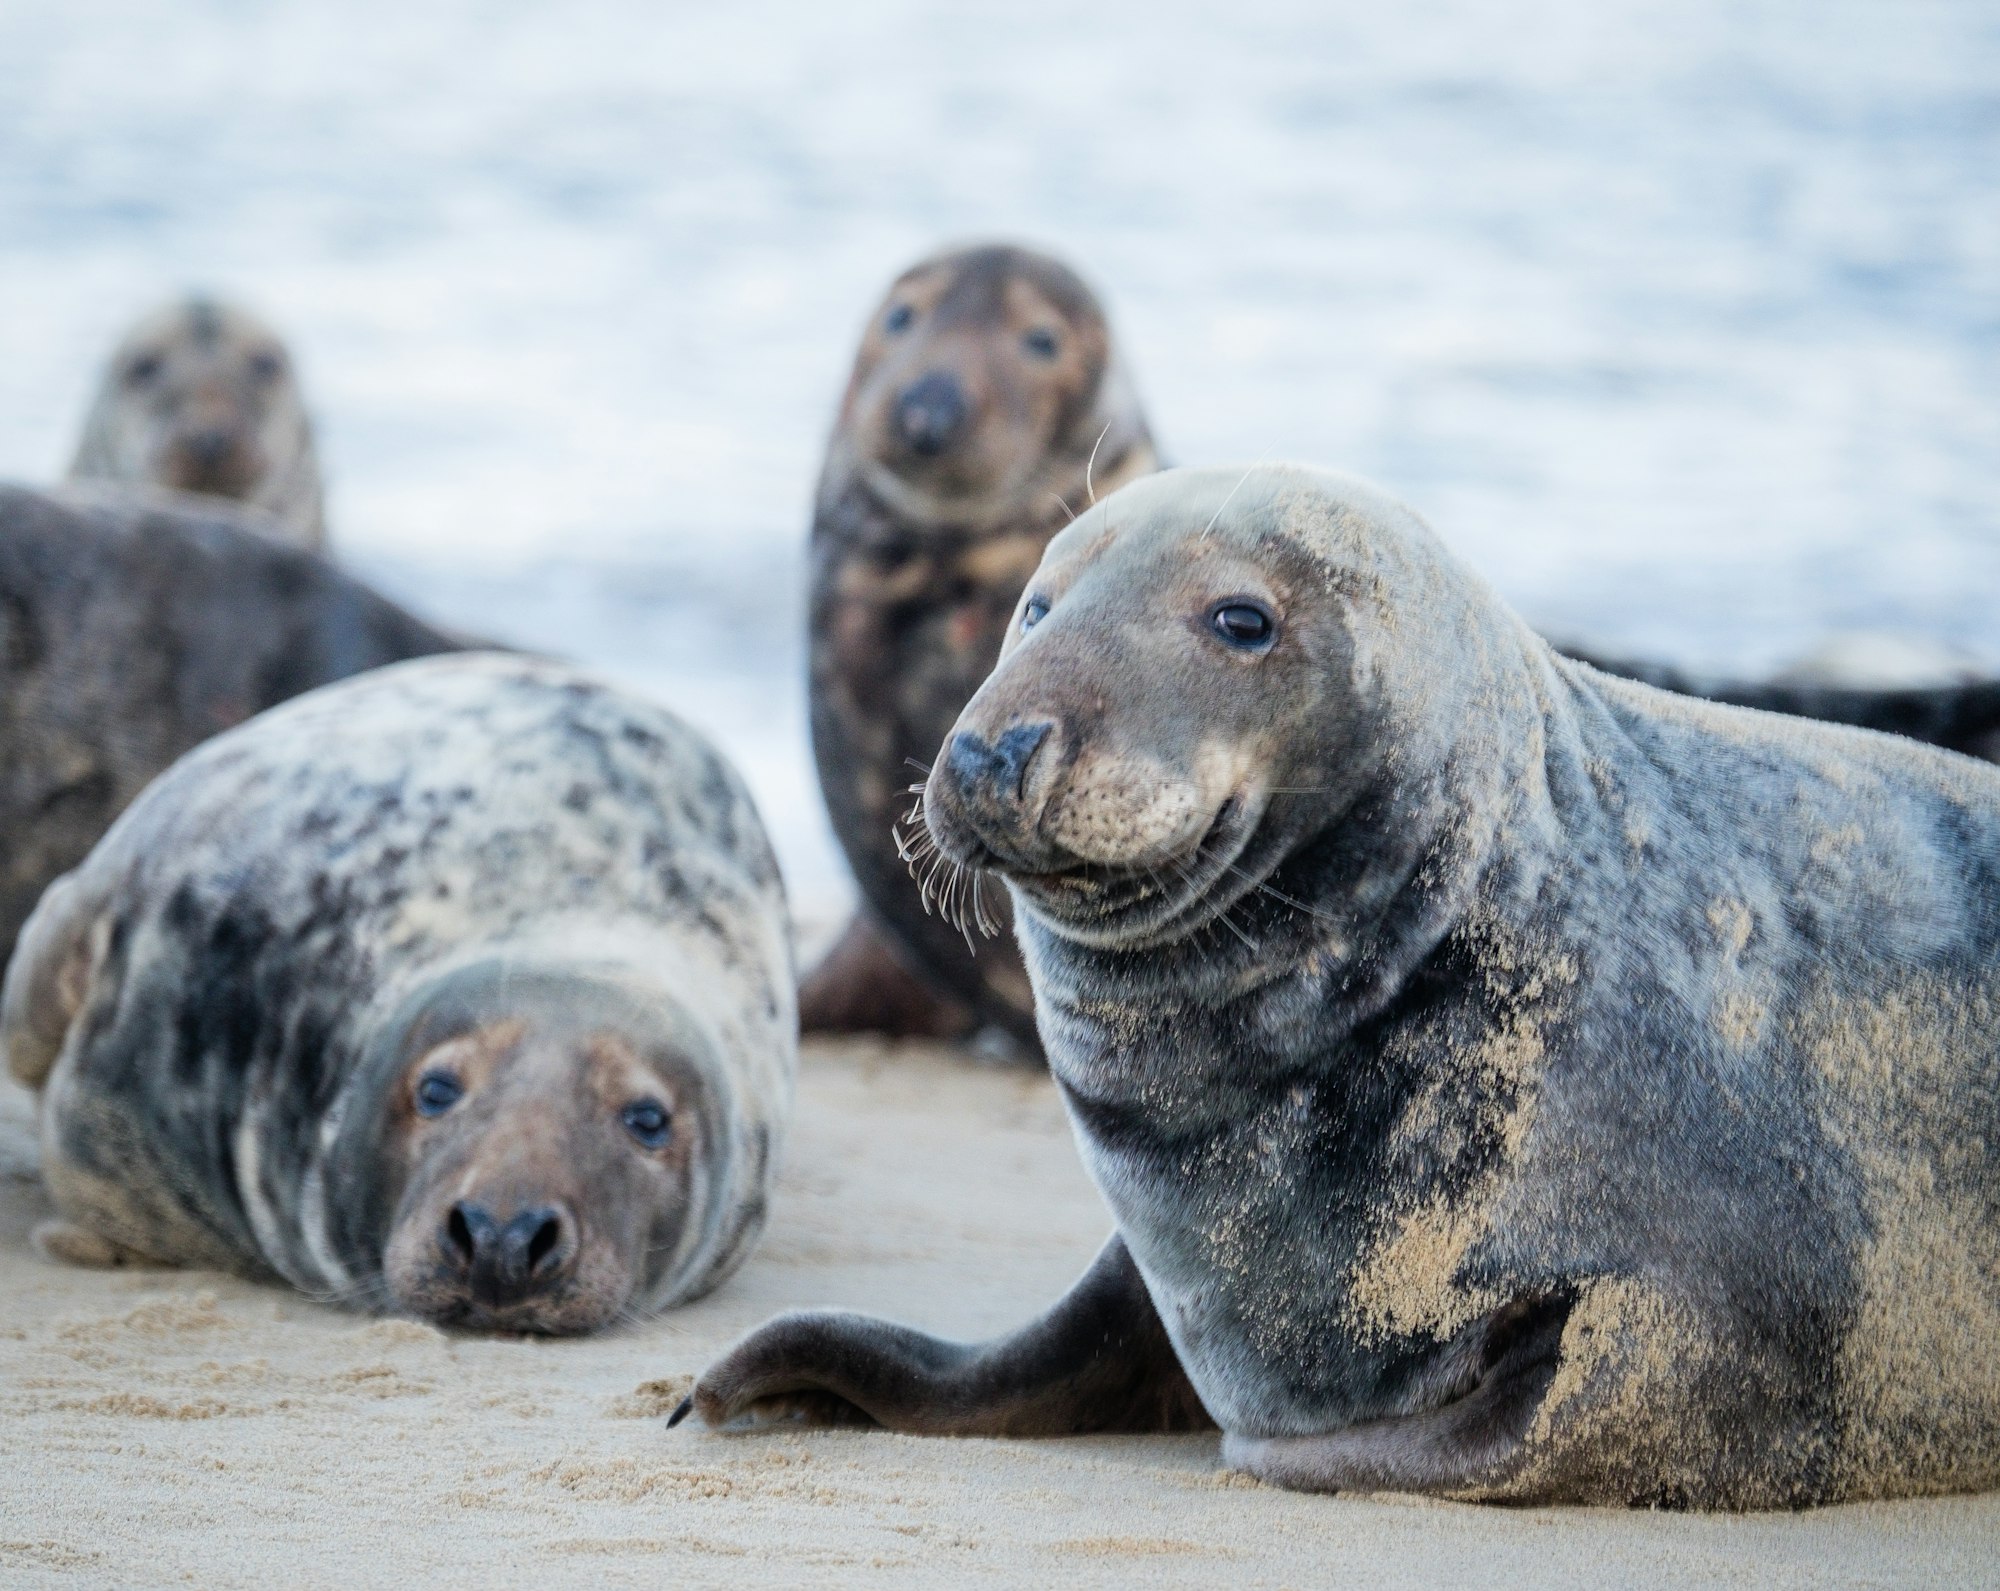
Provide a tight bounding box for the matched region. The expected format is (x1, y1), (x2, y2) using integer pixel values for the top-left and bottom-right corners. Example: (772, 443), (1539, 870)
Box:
(185, 428), (234, 468)
(990, 723), (1051, 798)
(445, 1200), (489, 1268)
(947, 722), (1051, 803)
(524, 1211), (563, 1276)
(497, 1205), (567, 1291)
(895, 372), (968, 457)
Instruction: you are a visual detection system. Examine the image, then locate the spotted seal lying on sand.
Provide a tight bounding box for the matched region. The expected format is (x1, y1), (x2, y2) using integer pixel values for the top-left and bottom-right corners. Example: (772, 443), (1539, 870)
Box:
(682, 464), (2000, 1507)
(3, 653), (794, 1333)
(69, 296), (326, 549)
(801, 243), (1158, 1051)
(0, 483), (460, 965)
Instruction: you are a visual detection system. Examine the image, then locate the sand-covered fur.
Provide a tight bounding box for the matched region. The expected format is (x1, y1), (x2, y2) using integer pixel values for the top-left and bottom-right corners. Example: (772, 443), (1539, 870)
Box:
(3, 654), (795, 1334)
(691, 465), (2000, 1508)
(69, 297), (326, 549)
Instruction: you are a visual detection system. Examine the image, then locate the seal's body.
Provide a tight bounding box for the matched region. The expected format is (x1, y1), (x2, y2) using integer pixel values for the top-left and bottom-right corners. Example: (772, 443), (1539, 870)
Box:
(1565, 640), (2000, 765)
(69, 297), (326, 549)
(687, 466), (2000, 1507)
(803, 244), (1158, 1051)
(4, 654), (794, 1334)
(0, 484), (459, 964)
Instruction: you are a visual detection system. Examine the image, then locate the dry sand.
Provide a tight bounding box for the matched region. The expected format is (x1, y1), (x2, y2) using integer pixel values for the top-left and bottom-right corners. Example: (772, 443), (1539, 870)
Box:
(3, 1038), (1996, 1589)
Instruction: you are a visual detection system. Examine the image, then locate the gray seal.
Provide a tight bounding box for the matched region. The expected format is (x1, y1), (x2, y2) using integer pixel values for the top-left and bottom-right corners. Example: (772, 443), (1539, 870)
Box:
(801, 243), (1158, 1052)
(1563, 639), (2000, 764)
(69, 296), (326, 549)
(0, 482), (460, 966)
(3, 652), (796, 1334)
(682, 464), (2000, 1507)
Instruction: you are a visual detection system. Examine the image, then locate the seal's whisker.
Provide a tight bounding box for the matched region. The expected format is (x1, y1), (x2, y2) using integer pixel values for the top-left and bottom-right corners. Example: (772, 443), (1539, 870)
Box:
(302, 1273), (396, 1315)
(948, 865), (977, 948)
(971, 872), (1000, 938)
(1221, 859), (1338, 924)
(1084, 421), (1113, 506)
(890, 776), (999, 943)
(1048, 490), (1078, 525)
(1165, 855), (1257, 950)
(1200, 450), (1271, 541)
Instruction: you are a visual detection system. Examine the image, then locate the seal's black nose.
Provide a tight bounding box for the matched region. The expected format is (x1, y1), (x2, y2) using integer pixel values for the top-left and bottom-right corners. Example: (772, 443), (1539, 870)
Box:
(895, 372), (968, 456)
(445, 1200), (572, 1306)
(185, 427), (236, 470)
(947, 722), (1051, 804)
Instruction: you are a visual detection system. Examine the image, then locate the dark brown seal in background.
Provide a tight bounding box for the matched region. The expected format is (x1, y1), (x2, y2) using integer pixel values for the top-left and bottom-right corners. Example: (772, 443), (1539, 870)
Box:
(801, 243), (1158, 1052)
(0, 482), (460, 962)
(68, 296), (327, 550)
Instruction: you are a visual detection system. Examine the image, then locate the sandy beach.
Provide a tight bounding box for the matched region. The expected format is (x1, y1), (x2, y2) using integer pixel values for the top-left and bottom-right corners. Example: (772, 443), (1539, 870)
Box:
(2, 1037), (1995, 1589)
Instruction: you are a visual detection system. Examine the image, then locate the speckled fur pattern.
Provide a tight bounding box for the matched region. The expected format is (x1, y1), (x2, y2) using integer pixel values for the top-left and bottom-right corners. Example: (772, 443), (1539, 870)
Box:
(806, 243), (1158, 1051)
(69, 297), (326, 549)
(2, 653), (796, 1326)
(689, 465), (2000, 1508)
(0, 482), (460, 966)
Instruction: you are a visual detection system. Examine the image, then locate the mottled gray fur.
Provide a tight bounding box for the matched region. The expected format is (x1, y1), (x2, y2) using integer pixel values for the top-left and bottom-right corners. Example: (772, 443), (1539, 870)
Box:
(687, 465), (2000, 1508)
(3, 654), (795, 1328)
(0, 483), (459, 966)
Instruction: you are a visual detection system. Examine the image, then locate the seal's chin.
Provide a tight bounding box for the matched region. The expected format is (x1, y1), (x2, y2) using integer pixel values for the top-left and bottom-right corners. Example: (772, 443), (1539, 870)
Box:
(399, 1294), (621, 1337)
(386, 1271), (628, 1338)
(1004, 790), (1265, 950)
(160, 437), (263, 500)
(858, 453), (1043, 533)
(381, 1212), (636, 1338)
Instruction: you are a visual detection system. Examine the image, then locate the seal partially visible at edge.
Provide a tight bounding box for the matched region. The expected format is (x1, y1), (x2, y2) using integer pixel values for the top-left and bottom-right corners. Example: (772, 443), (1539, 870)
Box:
(0, 482), (462, 965)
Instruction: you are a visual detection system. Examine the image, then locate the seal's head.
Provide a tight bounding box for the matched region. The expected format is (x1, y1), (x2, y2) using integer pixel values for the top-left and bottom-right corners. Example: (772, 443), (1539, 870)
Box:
(362, 961), (759, 1335)
(922, 465), (1512, 951)
(834, 243), (1151, 524)
(69, 296), (324, 547)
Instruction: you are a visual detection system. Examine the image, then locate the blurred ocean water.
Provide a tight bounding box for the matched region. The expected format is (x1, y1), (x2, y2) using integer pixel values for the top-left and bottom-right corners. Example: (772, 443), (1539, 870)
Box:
(2, 0), (1997, 919)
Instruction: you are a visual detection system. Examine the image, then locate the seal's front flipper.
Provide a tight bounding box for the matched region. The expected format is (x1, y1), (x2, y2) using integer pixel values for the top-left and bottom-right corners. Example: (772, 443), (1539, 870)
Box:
(1222, 1292), (1572, 1498)
(1, 869), (108, 1090)
(797, 914), (978, 1040)
(682, 1234), (1213, 1437)
(32, 1219), (169, 1269)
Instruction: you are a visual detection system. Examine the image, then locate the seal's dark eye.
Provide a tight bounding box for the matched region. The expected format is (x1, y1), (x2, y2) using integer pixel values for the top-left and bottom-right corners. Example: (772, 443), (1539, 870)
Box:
(413, 1070), (463, 1117)
(246, 349), (283, 382)
(884, 303), (915, 334)
(125, 353), (163, 386)
(1210, 601), (1276, 650)
(621, 1098), (673, 1150)
(1020, 595), (1051, 632)
(1021, 327), (1060, 360)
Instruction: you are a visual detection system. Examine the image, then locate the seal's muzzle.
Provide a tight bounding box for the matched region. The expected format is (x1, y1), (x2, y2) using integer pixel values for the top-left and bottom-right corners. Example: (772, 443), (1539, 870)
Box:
(443, 1199), (577, 1310)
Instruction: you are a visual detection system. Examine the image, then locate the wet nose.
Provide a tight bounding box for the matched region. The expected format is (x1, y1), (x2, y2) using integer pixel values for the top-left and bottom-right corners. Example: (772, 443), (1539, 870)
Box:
(444, 1200), (573, 1306)
(184, 427), (236, 469)
(947, 722), (1051, 804)
(895, 372), (968, 456)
